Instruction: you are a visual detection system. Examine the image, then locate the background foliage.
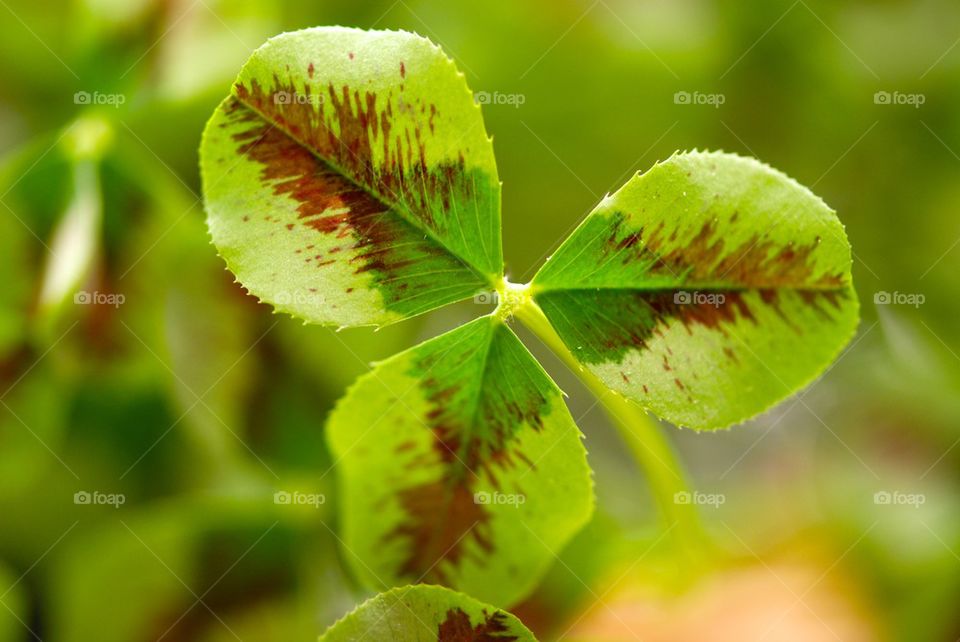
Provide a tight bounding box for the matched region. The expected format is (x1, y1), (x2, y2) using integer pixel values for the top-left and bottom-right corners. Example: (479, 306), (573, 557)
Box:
(1, 0), (958, 640)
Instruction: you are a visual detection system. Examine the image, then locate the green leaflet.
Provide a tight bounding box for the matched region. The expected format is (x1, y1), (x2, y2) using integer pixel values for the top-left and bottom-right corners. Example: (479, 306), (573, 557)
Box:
(326, 316), (593, 606)
(319, 585), (536, 641)
(200, 27), (502, 327)
(532, 151), (859, 430)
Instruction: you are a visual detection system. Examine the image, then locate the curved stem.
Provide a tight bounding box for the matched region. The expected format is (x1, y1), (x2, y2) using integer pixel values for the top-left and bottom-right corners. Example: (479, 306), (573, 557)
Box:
(513, 298), (707, 561)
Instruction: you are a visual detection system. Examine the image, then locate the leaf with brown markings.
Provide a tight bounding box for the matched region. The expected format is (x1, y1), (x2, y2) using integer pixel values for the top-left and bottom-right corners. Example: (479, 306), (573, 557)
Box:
(201, 27), (501, 327)
(326, 316), (593, 606)
(532, 151), (859, 429)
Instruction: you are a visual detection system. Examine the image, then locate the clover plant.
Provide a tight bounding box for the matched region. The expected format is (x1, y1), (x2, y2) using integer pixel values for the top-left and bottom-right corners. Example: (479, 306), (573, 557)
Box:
(199, 26), (858, 639)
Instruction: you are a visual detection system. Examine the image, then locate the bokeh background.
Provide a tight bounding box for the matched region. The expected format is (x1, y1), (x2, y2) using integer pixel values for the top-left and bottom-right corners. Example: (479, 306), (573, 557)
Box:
(1, 0), (958, 640)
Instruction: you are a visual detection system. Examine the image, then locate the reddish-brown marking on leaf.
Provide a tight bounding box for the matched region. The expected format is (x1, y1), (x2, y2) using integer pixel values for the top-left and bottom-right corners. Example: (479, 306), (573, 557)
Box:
(307, 62), (314, 78)
(599, 291), (761, 356)
(385, 328), (550, 584)
(228, 100), (386, 243)
(539, 287), (849, 368)
(222, 97), (476, 306)
(234, 77), (489, 250)
(605, 213), (844, 289)
(389, 481), (492, 584)
(798, 289), (845, 320)
(400, 61), (406, 78)
(437, 608), (519, 641)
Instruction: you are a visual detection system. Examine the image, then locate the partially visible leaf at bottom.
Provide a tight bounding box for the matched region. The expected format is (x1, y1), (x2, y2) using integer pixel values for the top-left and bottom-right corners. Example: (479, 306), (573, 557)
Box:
(319, 585), (536, 641)
(326, 316), (593, 606)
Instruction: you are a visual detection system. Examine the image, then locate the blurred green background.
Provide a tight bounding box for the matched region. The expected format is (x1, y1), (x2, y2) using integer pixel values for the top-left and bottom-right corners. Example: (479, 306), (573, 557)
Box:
(1, 0), (959, 640)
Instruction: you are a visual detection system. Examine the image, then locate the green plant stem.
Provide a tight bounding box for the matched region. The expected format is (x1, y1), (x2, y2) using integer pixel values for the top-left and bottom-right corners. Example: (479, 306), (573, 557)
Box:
(514, 299), (707, 560)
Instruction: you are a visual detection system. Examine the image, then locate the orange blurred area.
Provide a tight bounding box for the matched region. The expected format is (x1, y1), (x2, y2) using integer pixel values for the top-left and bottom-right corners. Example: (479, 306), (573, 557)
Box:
(567, 560), (877, 642)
